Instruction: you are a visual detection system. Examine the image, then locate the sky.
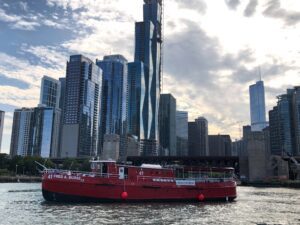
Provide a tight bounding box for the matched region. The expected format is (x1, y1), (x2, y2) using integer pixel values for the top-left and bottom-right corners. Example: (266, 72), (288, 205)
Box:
(0, 0), (299, 154)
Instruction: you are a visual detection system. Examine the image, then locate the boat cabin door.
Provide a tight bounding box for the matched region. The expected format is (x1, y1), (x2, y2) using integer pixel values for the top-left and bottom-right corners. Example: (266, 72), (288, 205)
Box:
(119, 167), (124, 179)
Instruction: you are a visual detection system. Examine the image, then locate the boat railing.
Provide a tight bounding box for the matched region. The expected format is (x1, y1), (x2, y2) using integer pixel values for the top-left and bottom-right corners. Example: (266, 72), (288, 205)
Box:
(137, 175), (234, 183)
(43, 169), (120, 179)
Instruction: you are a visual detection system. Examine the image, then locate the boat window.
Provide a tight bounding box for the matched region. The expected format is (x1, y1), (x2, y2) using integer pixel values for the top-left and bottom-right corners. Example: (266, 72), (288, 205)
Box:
(102, 163), (108, 174)
(124, 167), (128, 179)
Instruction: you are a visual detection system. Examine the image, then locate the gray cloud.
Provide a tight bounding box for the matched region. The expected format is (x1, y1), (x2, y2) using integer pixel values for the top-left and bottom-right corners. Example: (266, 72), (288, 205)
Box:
(244, 0), (258, 17)
(224, 0), (240, 10)
(0, 73), (31, 89)
(175, 0), (207, 14)
(263, 0), (300, 25)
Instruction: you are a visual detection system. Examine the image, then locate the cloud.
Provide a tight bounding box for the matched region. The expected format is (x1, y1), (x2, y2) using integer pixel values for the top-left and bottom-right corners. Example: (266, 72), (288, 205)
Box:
(244, 0), (258, 17)
(263, 0), (300, 25)
(224, 0), (240, 10)
(175, 0), (207, 14)
(0, 73), (30, 89)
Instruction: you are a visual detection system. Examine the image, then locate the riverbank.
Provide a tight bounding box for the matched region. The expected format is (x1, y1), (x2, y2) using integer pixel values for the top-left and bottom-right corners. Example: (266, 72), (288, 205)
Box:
(240, 180), (300, 189)
(0, 176), (42, 183)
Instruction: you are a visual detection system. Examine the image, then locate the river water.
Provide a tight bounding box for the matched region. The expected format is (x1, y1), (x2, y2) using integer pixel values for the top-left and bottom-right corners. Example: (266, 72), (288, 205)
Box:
(0, 183), (299, 225)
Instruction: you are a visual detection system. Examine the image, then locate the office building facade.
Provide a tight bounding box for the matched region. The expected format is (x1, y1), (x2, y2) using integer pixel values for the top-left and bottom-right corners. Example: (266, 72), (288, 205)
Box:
(159, 94), (176, 156)
(61, 55), (101, 158)
(96, 55), (128, 158)
(29, 107), (61, 158)
(40, 76), (61, 108)
(10, 108), (34, 156)
(249, 80), (268, 131)
(208, 135), (232, 156)
(176, 111), (188, 156)
(269, 90), (294, 156)
(0, 110), (4, 152)
(188, 117), (209, 156)
(127, 62), (143, 138)
(134, 0), (163, 156)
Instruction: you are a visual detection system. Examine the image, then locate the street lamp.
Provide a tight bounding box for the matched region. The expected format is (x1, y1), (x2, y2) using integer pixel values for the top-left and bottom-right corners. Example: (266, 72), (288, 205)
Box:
(15, 164), (18, 175)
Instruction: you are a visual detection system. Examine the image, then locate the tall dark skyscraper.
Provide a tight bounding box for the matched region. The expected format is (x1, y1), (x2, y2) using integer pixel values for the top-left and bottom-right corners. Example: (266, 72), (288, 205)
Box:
(61, 55), (101, 158)
(159, 94), (176, 156)
(188, 117), (209, 156)
(134, 0), (163, 156)
(127, 62), (143, 138)
(176, 111), (188, 156)
(96, 55), (128, 158)
(0, 110), (5, 153)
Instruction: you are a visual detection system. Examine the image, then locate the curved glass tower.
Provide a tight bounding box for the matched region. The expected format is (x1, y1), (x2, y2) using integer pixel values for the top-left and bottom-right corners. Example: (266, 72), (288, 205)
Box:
(134, 0), (163, 156)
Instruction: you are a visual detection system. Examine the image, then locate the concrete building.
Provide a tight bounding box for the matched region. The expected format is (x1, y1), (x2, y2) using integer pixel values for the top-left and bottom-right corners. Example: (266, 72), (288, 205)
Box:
(134, 0), (163, 156)
(127, 135), (140, 157)
(249, 80), (268, 131)
(208, 135), (232, 156)
(159, 94), (176, 156)
(0, 110), (4, 152)
(61, 55), (101, 158)
(102, 134), (120, 161)
(10, 108), (34, 156)
(188, 117), (209, 156)
(176, 111), (188, 156)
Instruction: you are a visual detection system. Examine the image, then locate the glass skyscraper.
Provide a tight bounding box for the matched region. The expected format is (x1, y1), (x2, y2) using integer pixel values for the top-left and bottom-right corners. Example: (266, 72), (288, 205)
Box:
(61, 55), (101, 158)
(127, 62), (143, 138)
(134, 0), (163, 156)
(29, 107), (61, 158)
(269, 91), (294, 156)
(0, 110), (5, 153)
(176, 111), (188, 156)
(159, 94), (176, 156)
(40, 76), (61, 108)
(249, 80), (268, 131)
(10, 108), (34, 156)
(96, 55), (128, 158)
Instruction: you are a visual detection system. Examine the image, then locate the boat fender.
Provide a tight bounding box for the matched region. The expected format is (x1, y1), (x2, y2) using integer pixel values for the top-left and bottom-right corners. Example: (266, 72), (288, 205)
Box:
(197, 194), (205, 201)
(121, 191), (128, 200)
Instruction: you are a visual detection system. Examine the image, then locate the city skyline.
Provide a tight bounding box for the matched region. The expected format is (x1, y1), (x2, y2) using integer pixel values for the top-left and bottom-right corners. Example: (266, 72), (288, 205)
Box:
(0, 0), (300, 154)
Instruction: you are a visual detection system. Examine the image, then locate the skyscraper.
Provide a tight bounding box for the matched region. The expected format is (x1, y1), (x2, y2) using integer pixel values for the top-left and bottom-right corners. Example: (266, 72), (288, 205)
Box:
(60, 55), (101, 158)
(269, 91), (294, 156)
(188, 117), (209, 156)
(10, 108), (34, 156)
(28, 106), (61, 158)
(135, 0), (163, 156)
(40, 76), (61, 108)
(208, 135), (232, 156)
(96, 55), (128, 158)
(0, 110), (4, 152)
(176, 111), (188, 156)
(127, 62), (143, 138)
(292, 86), (300, 156)
(249, 80), (268, 131)
(159, 94), (176, 156)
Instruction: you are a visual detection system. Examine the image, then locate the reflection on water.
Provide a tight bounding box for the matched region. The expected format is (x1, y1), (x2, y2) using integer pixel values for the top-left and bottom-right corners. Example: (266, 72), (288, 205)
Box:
(0, 183), (300, 225)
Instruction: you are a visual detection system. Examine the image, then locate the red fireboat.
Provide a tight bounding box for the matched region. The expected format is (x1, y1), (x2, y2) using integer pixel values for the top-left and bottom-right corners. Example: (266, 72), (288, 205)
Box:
(42, 160), (237, 202)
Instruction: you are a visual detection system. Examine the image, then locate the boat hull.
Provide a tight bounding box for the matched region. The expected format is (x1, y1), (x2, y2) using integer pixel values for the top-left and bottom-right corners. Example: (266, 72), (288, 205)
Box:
(42, 175), (237, 202)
